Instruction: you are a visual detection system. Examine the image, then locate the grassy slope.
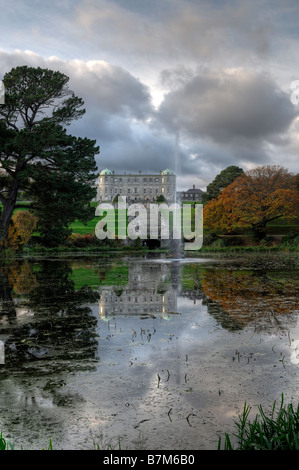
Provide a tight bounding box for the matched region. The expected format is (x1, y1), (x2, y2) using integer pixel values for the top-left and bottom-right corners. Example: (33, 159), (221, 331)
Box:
(2, 202), (299, 238)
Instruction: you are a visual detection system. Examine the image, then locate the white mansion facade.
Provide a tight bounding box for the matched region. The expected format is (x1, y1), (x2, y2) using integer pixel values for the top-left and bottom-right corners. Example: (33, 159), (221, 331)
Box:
(97, 168), (176, 203)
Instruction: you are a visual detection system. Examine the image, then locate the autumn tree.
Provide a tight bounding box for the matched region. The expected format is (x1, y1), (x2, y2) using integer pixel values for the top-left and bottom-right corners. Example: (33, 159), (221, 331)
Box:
(3, 210), (38, 250)
(0, 66), (99, 245)
(203, 165), (299, 239)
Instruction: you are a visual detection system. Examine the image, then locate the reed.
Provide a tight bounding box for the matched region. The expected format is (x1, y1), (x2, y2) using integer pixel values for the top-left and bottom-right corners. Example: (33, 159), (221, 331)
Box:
(218, 394), (299, 450)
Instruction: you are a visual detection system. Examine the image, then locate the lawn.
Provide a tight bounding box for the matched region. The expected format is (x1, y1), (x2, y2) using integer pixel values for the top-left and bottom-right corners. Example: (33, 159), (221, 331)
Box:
(2, 201), (299, 239)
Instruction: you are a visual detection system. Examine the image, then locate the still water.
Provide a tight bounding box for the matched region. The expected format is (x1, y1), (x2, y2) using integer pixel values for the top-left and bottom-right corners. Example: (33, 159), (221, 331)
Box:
(0, 252), (298, 450)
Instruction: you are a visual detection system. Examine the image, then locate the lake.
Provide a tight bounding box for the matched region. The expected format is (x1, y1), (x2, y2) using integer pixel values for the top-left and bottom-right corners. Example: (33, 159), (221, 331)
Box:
(0, 252), (298, 450)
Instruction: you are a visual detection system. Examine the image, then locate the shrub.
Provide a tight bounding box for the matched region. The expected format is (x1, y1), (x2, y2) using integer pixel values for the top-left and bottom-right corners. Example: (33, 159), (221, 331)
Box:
(1, 211), (38, 251)
(66, 233), (99, 247)
(203, 231), (219, 246)
(280, 232), (299, 248)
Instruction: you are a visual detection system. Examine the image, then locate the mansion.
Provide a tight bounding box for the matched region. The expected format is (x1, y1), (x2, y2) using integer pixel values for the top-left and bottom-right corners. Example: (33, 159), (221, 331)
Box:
(97, 168), (176, 203)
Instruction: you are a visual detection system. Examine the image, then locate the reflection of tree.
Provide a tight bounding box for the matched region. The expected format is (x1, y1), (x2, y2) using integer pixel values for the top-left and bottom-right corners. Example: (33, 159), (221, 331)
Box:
(201, 268), (299, 333)
(0, 260), (38, 319)
(7, 260), (38, 295)
(0, 259), (101, 446)
(0, 270), (16, 318)
(1, 260), (100, 372)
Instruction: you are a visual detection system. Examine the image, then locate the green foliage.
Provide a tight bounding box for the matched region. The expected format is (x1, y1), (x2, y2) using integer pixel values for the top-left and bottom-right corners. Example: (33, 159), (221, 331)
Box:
(156, 194), (167, 203)
(280, 231), (299, 248)
(218, 395), (299, 450)
(0, 432), (14, 450)
(202, 165), (243, 204)
(0, 432), (53, 450)
(38, 225), (72, 247)
(23, 123), (98, 246)
(0, 65), (99, 244)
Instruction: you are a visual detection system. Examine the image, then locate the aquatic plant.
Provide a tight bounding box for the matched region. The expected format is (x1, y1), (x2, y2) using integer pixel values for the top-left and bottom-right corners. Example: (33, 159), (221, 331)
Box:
(218, 394), (299, 450)
(0, 432), (14, 450)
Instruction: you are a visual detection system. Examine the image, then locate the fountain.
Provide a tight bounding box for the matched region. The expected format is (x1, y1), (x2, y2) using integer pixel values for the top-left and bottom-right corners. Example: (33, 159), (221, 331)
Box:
(167, 130), (184, 260)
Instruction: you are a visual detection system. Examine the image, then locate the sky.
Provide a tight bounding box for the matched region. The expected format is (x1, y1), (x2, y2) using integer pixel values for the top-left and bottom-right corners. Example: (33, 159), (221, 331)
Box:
(1, 0), (299, 190)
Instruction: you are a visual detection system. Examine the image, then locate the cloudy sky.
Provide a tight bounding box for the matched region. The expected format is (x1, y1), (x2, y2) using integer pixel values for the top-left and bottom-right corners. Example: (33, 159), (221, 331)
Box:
(1, 0), (299, 190)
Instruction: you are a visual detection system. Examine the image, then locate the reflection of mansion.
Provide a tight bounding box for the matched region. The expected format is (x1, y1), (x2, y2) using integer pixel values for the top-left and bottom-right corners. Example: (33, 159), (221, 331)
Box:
(99, 262), (177, 319)
(97, 168), (176, 203)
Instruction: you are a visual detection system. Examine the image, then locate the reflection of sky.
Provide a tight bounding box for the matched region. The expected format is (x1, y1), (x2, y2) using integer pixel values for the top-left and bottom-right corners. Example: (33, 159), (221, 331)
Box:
(90, 291), (299, 449)
(1, 257), (299, 450)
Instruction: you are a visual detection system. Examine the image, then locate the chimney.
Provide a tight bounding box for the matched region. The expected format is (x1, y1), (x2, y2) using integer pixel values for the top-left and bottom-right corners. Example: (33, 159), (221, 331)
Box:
(193, 184), (195, 189)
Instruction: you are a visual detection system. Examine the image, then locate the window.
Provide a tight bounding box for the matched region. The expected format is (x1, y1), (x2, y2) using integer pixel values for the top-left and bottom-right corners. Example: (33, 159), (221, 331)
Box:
(162, 177), (165, 183)
(134, 188), (137, 193)
(128, 188), (130, 194)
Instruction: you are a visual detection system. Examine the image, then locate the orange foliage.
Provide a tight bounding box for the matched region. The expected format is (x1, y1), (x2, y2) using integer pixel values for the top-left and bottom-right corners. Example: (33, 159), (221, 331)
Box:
(2, 220), (23, 251)
(2, 210), (38, 250)
(5, 260), (38, 294)
(204, 165), (299, 233)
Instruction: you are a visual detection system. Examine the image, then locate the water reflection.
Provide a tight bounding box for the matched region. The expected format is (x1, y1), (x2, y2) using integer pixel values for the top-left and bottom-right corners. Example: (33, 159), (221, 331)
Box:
(0, 254), (298, 450)
(0, 259), (100, 371)
(201, 268), (299, 333)
(99, 261), (177, 320)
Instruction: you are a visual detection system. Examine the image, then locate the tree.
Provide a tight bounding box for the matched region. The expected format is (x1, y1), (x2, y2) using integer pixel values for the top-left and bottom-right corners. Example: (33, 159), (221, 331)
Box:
(202, 165), (244, 204)
(156, 194), (167, 203)
(0, 66), (99, 245)
(203, 165), (299, 239)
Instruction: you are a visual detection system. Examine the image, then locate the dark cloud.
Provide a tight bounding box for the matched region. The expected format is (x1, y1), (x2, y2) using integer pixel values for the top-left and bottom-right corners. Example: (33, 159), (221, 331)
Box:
(156, 69), (298, 144)
(0, 50), (178, 181)
(0, 19), (298, 192)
